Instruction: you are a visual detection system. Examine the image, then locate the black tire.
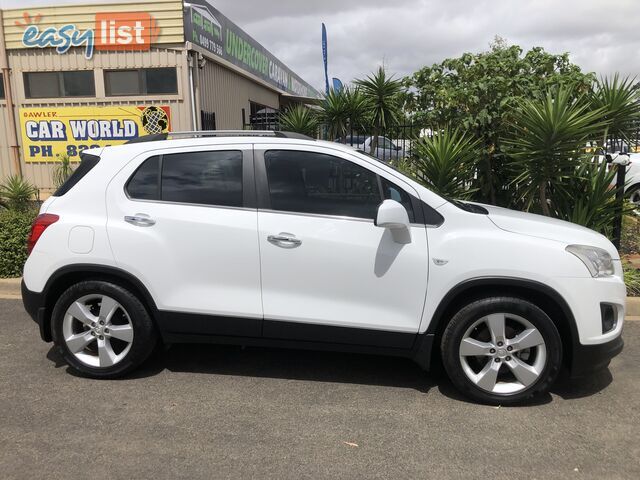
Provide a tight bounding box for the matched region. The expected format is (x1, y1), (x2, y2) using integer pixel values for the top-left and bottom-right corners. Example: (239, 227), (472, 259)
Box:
(441, 297), (562, 405)
(51, 280), (158, 379)
(627, 184), (640, 206)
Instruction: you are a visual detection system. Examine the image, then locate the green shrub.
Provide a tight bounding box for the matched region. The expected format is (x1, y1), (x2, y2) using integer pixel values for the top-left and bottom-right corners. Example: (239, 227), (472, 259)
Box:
(0, 175), (37, 211)
(0, 208), (37, 278)
(623, 261), (640, 297)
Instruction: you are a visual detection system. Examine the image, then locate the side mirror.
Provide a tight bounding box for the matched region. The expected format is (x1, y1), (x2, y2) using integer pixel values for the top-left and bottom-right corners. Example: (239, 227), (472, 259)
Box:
(375, 200), (411, 244)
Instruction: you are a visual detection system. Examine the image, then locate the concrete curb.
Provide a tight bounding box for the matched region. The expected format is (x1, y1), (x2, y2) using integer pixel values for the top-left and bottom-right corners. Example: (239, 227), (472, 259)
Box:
(0, 277), (21, 298)
(2, 276), (640, 318)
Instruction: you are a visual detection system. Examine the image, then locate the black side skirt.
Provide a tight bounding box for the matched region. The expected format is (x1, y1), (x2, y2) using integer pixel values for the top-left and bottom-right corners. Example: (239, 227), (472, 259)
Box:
(156, 311), (434, 370)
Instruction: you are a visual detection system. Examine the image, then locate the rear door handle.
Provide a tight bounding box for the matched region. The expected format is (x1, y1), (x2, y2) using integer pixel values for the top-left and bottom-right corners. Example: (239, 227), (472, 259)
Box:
(267, 232), (302, 248)
(124, 214), (155, 227)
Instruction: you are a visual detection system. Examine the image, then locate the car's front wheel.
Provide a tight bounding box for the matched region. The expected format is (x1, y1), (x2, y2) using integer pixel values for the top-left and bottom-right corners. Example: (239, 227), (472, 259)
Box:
(441, 297), (562, 405)
(51, 280), (158, 378)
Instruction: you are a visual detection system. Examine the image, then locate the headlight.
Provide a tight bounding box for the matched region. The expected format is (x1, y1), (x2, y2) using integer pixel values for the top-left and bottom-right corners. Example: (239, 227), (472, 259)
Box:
(566, 245), (614, 277)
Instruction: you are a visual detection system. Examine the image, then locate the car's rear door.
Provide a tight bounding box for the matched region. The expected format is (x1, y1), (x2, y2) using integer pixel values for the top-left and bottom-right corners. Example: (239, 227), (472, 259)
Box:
(106, 144), (262, 337)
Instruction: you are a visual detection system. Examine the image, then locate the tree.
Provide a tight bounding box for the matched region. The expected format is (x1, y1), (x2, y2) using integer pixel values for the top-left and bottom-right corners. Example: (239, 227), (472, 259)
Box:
(410, 127), (481, 199)
(589, 74), (640, 149)
(318, 88), (350, 141)
(279, 105), (318, 138)
(408, 39), (594, 205)
(502, 86), (605, 216)
(355, 67), (403, 154)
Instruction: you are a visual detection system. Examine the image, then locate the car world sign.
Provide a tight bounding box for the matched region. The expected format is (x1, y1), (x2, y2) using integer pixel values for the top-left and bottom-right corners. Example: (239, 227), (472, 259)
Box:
(19, 106), (171, 162)
(15, 11), (159, 59)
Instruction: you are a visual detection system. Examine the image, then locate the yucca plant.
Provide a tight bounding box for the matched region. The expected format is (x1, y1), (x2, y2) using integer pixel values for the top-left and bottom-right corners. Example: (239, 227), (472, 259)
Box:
(355, 67), (403, 154)
(52, 154), (75, 189)
(554, 160), (633, 234)
(411, 127), (481, 199)
(0, 175), (37, 211)
(589, 74), (640, 148)
(318, 88), (350, 141)
(279, 105), (318, 138)
(503, 86), (606, 216)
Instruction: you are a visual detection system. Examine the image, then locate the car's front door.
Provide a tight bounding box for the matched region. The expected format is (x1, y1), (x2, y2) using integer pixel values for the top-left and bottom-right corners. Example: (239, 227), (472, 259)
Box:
(254, 145), (429, 348)
(106, 145), (262, 337)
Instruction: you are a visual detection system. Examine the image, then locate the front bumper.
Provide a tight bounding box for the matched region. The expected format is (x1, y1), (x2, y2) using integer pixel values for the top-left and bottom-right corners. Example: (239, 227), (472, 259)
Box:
(570, 334), (624, 377)
(21, 280), (51, 342)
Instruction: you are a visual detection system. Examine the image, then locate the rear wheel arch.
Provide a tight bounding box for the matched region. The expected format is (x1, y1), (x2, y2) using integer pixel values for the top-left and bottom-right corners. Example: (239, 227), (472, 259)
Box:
(427, 278), (577, 369)
(42, 265), (158, 340)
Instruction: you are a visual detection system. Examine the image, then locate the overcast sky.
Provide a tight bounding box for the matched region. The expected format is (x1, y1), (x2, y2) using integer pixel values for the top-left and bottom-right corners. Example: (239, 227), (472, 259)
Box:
(1, 0), (638, 91)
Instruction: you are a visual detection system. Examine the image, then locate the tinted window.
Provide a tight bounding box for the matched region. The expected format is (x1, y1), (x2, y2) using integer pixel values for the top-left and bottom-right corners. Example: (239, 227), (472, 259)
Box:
(381, 177), (415, 222)
(264, 150), (380, 219)
(161, 151), (242, 207)
(24, 71), (95, 98)
(127, 156), (160, 200)
(105, 70), (139, 96)
(0, 73), (5, 99)
(105, 68), (178, 96)
(145, 68), (178, 94)
(62, 71), (95, 96)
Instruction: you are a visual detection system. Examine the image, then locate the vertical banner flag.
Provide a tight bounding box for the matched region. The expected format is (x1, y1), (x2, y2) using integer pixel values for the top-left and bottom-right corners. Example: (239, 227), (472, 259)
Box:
(322, 23), (329, 95)
(332, 78), (343, 93)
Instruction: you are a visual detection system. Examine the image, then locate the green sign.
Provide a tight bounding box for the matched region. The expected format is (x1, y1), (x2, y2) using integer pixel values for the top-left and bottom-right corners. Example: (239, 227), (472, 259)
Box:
(184, 1), (320, 99)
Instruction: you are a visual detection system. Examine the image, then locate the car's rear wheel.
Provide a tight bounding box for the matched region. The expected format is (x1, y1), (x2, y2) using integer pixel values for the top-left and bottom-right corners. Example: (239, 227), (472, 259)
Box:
(441, 297), (562, 405)
(51, 280), (158, 378)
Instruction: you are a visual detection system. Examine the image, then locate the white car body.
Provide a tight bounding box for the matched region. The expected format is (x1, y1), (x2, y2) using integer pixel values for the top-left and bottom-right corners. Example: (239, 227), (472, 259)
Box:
(21, 133), (626, 403)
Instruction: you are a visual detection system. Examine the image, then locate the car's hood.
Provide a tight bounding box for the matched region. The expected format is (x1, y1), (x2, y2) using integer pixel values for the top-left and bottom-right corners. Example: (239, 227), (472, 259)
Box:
(476, 203), (620, 259)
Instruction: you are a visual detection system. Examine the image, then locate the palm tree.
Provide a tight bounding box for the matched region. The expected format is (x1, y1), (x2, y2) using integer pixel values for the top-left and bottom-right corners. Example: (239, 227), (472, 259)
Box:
(279, 105), (318, 138)
(412, 127), (481, 199)
(589, 74), (640, 150)
(355, 67), (403, 154)
(318, 89), (350, 141)
(503, 86), (606, 216)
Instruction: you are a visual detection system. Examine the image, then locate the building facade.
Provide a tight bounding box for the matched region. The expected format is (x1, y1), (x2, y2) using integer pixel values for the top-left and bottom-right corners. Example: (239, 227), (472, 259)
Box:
(0, 0), (319, 193)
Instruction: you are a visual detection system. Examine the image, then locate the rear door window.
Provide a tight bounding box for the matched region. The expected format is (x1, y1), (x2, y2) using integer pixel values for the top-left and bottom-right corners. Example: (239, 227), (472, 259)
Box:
(126, 150), (243, 208)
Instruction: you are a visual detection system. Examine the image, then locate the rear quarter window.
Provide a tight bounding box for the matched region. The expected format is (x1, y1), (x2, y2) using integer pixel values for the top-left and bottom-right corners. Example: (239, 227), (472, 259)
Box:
(53, 153), (100, 196)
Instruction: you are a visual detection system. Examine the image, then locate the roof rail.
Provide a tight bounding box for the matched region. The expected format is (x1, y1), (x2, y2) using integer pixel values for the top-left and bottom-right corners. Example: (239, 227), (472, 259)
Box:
(124, 130), (314, 144)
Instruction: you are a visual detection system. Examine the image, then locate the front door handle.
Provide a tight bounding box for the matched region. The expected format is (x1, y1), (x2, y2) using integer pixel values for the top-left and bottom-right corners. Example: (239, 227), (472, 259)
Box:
(124, 214), (156, 227)
(267, 232), (302, 248)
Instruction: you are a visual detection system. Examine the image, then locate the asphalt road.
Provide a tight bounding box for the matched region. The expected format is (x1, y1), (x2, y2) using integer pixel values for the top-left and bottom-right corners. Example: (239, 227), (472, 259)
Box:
(0, 298), (638, 479)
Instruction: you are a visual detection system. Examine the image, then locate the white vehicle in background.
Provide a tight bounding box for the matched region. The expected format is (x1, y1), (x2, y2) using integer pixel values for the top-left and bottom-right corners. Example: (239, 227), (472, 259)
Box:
(605, 152), (640, 206)
(336, 135), (406, 162)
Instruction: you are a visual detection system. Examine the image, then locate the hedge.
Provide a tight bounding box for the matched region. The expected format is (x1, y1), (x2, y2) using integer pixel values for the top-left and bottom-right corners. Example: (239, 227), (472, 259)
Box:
(0, 208), (37, 278)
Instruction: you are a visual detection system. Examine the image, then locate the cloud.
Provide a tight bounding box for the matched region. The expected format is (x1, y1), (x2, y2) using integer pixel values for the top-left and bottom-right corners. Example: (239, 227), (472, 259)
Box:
(1, 0), (637, 91)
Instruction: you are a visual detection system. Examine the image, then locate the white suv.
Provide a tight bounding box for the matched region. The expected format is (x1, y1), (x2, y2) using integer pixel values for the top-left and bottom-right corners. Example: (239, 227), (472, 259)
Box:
(21, 131), (625, 405)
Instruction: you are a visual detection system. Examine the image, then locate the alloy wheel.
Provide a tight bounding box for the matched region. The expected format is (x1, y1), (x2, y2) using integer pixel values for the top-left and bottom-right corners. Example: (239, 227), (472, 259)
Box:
(62, 294), (134, 368)
(458, 313), (547, 394)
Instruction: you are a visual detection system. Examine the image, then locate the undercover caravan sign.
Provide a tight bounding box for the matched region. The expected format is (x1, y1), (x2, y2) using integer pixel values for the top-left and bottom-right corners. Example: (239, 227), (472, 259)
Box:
(184, 0), (320, 99)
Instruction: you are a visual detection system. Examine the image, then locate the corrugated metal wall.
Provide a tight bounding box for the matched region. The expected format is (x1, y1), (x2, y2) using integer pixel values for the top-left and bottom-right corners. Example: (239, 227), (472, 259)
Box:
(1, 0), (184, 50)
(0, 102), (15, 178)
(0, 45), (191, 193)
(197, 60), (280, 129)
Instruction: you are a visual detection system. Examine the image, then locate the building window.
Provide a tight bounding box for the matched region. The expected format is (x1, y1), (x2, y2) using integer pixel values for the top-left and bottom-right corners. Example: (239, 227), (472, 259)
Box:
(0, 73), (5, 99)
(105, 68), (178, 96)
(249, 101), (278, 129)
(24, 71), (95, 98)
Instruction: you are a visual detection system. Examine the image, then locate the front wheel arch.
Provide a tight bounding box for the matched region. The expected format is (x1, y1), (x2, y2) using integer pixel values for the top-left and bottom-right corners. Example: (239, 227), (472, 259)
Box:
(426, 278), (577, 371)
